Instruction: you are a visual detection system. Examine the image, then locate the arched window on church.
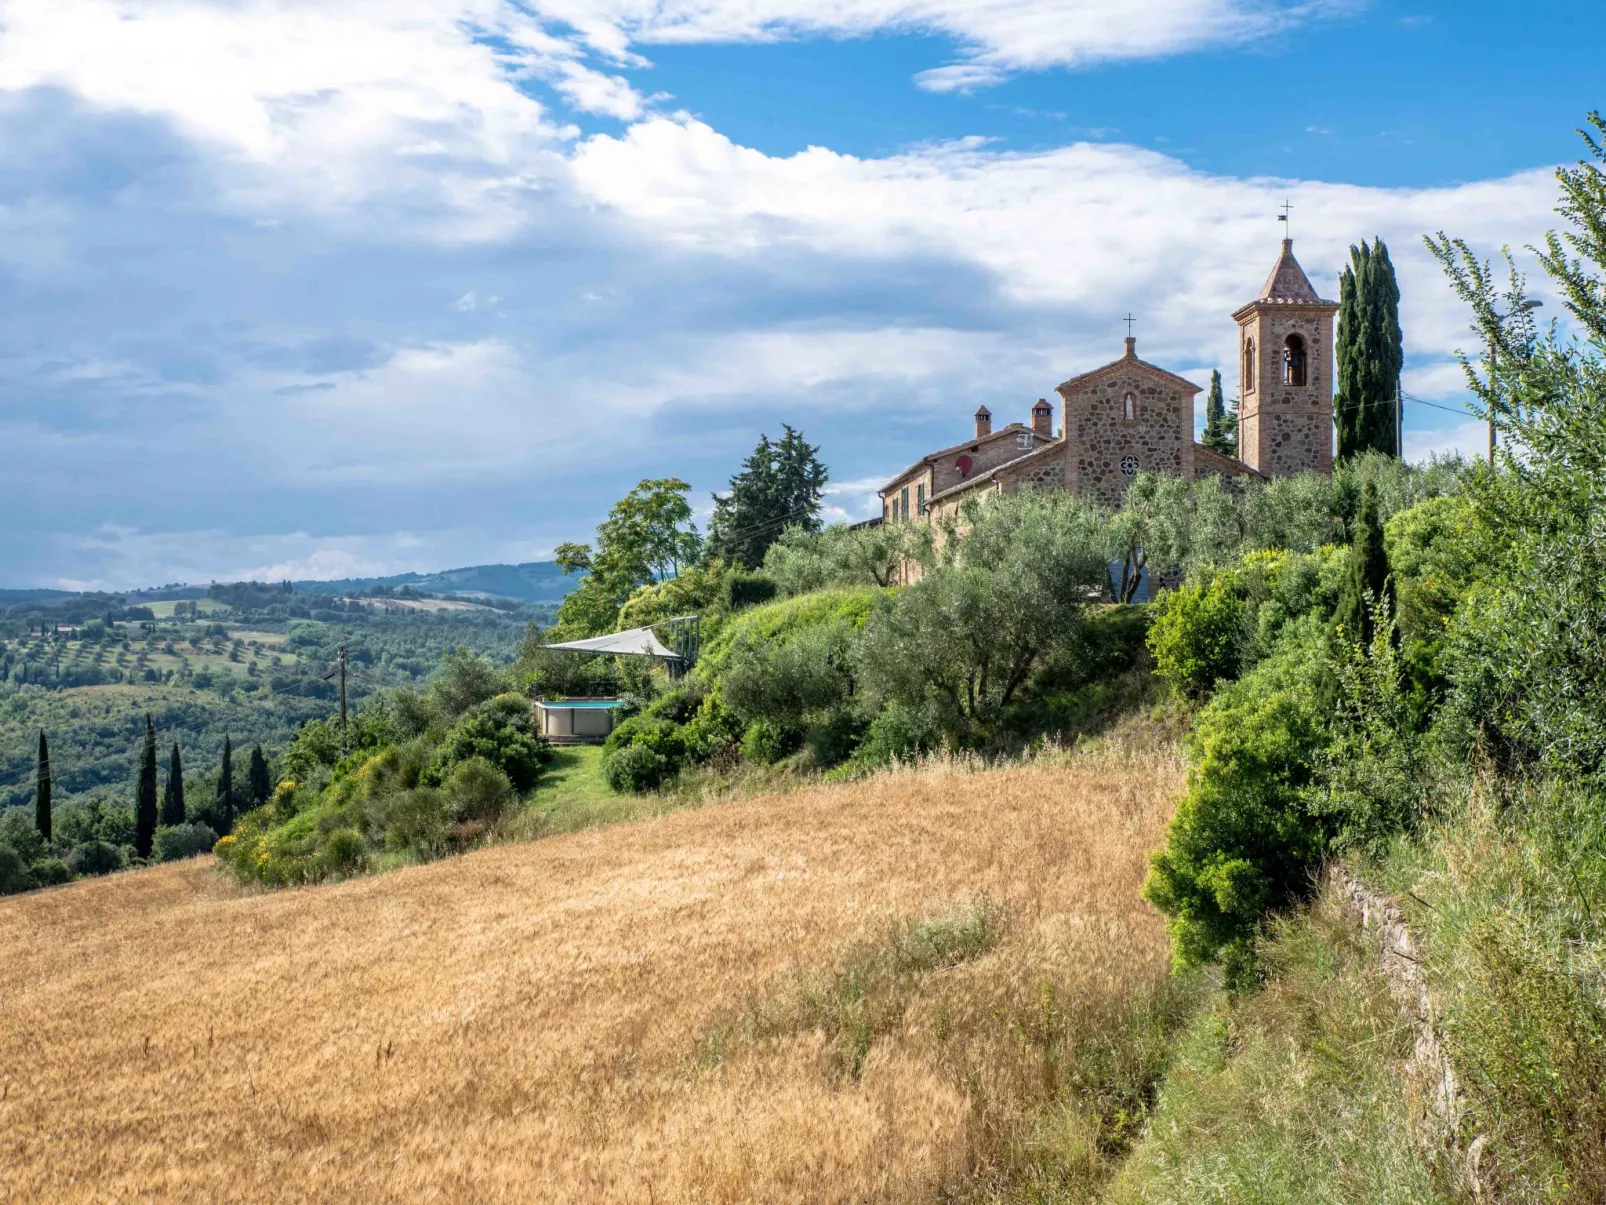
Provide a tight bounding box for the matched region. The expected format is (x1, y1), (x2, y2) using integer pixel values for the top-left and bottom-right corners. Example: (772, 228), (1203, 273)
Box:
(1243, 338), (1256, 392)
(1123, 391), (1136, 421)
(1283, 334), (1308, 386)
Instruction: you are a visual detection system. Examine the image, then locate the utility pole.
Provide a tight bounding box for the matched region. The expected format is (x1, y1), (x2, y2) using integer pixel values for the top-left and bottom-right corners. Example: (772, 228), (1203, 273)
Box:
(1488, 299), (1544, 466)
(324, 645), (349, 754)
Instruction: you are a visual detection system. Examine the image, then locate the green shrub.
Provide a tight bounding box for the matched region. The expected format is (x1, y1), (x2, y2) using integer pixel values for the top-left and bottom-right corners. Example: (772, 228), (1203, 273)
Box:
(804, 713), (866, 767)
(721, 620), (856, 730)
(644, 686), (705, 726)
(374, 788), (450, 856)
(742, 719), (802, 765)
(65, 839), (124, 877)
(28, 857), (72, 887)
(443, 756), (514, 824)
(0, 809), (46, 865)
(604, 716), (689, 768)
(852, 702), (940, 768)
(680, 693), (745, 764)
(1143, 643), (1331, 981)
(725, 571), (778, 610)
(1148, 578), (1243, 698)
(153, 822), (221, 862)
(426, 693), (548, 790)
(694, 587), (884, 682)
(602, 744), (669, 793)
(321, 828), (368, 877)
(0, 843), (33, 894)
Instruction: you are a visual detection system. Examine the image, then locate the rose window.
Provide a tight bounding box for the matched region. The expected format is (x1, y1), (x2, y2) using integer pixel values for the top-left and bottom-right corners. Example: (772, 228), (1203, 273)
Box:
(1120, 454), (1140, 477)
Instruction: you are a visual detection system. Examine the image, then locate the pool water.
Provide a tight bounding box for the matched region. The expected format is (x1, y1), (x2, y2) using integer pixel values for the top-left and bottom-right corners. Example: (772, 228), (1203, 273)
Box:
(537, 700), (625, 709)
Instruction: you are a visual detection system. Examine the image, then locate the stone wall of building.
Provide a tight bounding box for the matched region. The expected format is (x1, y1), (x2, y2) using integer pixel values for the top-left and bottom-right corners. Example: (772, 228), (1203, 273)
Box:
(1057, 358), (1197, 508)
(1237, 306), (1336, 477)
(997, 448), (1066, 494)
(928, 424), (1046, 495)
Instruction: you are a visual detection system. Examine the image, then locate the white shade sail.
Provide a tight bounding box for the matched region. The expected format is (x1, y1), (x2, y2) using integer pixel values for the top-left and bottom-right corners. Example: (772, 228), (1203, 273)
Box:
(540, 626), (680, 659)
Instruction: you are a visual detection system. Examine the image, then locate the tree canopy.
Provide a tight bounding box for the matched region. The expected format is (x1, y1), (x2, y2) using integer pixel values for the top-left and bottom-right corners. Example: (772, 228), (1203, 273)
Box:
(706, 427), (829, 570)
(1335, 238), (1404, 459)
(553, 478), (702, 637)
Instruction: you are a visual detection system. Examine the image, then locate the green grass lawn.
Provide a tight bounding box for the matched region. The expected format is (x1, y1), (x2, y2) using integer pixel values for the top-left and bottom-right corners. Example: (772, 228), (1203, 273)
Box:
(509, 745), (672, 839)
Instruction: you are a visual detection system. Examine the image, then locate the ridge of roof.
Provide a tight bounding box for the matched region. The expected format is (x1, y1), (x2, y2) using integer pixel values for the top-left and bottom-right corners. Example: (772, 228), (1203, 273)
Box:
(878, 422), (1054, 495)
(1055, 350), (1203, 398)
(925, 439), (1065, 506)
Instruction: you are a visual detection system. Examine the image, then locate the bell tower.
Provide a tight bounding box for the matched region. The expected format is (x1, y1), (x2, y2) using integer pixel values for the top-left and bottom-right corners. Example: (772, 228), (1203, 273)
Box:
(1233, 238), (1339, 476)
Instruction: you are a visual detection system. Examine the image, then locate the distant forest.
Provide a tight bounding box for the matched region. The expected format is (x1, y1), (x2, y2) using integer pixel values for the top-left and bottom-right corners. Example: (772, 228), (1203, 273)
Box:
(0, 580), (559, 812)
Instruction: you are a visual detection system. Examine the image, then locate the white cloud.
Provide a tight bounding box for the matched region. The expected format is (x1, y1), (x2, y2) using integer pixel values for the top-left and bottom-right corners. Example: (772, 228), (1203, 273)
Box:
(1404, 420), (1485, 465)
(540, 0), (1351, 86)
(55, 525), (512, 591)
(571, 115), (1557, 378)
(0, 0), (1577, 588)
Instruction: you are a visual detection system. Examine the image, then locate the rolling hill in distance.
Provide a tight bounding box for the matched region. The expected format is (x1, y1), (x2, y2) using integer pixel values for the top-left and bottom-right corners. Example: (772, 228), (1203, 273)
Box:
(0, 561), (580, 607)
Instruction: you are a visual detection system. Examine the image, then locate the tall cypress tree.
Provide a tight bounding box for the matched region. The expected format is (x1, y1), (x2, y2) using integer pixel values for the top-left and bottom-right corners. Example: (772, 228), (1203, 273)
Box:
(35, 731), (51, 843)
(134, 715), (159, 858)
(1335, 238), (1404, 459)
(161, 742), (186, 827)
(1202, 369), (1235, 455)
(246, 745), (271, 813)
(214, 735), (235, 836)
(1335, 478), (1392, 643)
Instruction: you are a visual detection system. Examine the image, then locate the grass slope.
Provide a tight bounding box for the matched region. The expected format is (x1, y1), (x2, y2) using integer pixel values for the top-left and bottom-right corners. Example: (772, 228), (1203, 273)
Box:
(0, 750), (1185, 1203)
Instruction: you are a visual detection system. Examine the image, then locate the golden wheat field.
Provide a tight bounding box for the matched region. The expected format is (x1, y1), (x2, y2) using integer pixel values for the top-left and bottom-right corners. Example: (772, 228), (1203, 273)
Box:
(0, 750), (1182, 1204)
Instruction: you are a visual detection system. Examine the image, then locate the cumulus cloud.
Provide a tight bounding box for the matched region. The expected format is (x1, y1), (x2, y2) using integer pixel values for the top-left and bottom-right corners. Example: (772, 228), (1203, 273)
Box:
(539, 0), (1352, 88)
(0, 0), (1572, 588)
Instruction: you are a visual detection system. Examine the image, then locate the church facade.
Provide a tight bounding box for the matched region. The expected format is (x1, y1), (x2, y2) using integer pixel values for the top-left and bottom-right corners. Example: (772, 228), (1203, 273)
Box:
(878, 239), (1339, 527)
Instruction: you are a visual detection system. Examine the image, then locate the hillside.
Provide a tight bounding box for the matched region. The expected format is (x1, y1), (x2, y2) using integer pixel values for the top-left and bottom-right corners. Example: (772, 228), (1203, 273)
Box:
(0, 750), (1185, 1203)
(293, 560), (577, 604)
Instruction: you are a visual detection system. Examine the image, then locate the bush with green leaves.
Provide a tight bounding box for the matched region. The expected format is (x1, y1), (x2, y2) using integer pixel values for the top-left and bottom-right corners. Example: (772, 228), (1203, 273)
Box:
(65, 839), (124, 877)
(1147, 578), (1243, 698)
(741, 719), (801, 765)
(442, 756), (514, 825)
(0, 843), (33, 894)
(153, 822), (221, 863)
(721, 619), (857, 732)
(602, 743), (669, 793)
(28, 858), (71, 887)
(1143, 628), (1332, 982)
(425, 693), (549, 790)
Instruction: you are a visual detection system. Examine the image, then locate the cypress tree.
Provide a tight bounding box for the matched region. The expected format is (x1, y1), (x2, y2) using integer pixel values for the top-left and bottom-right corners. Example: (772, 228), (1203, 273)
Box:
(1336, 478), (1392, 643)
(246, 745), (271, 813)
(35, 731), (51, 843)
(134, 715), (159, 858)
(161, 742), (186, 827)
(1335, 238), (1404, 459)
(215, 735), (235, 836)
(1201, 369), (1237, 455)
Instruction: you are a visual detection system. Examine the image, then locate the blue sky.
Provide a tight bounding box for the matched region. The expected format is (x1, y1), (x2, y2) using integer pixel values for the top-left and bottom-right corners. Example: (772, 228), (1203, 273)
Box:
(0, 0), (1597, 589)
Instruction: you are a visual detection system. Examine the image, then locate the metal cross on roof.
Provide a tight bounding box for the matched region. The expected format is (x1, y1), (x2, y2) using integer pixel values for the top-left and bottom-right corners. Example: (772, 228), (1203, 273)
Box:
(1278, 198), (1293, 233)
(1123, 313), (1136, 338)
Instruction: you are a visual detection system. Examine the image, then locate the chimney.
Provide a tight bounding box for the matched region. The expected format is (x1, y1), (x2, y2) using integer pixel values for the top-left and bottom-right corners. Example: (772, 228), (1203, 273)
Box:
(1031, 398), (1053, 437)
(974, 405), (992, 439)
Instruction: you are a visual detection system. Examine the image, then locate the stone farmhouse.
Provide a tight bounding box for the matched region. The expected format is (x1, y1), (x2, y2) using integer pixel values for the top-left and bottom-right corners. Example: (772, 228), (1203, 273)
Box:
(878, 238), (1339, 528)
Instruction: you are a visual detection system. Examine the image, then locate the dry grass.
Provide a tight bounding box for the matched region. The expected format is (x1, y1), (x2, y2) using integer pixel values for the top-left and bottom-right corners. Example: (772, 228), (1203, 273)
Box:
(0, 749), (1183, 1204)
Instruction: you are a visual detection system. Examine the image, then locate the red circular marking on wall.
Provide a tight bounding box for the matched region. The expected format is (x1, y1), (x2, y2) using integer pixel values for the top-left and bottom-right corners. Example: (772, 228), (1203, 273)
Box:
(956, 454), (974, 476)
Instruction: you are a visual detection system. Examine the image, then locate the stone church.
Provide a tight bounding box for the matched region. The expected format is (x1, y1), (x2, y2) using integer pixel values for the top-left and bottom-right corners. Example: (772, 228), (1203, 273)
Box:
(878, 238), (1339, 527)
